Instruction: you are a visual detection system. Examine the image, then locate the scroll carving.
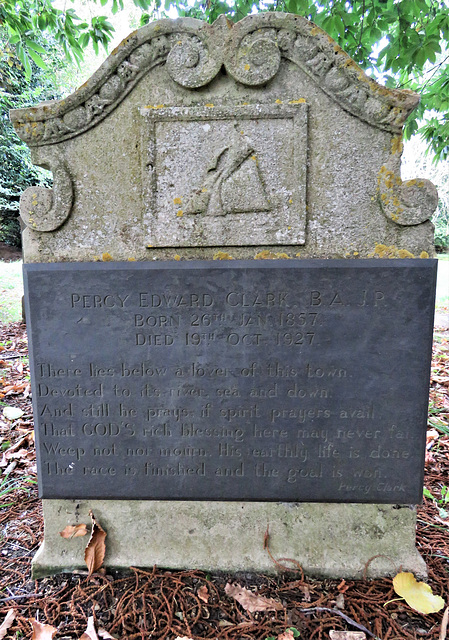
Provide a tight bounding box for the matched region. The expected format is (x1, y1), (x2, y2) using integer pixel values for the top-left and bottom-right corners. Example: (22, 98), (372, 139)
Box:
(20, 147), (73, 232)
(166, 33), (222, 88)
(10, 14), (421, 147)
(378, 158), (438, 226)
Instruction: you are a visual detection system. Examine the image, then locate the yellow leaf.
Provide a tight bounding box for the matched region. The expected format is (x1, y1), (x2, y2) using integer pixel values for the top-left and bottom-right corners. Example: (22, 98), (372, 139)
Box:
(393, 572), (445, 614)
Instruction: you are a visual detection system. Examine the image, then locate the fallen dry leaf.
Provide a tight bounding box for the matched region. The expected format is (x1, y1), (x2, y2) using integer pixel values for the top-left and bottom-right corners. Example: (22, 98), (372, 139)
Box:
(335, 593), (345, 609)
(84, 510), (107, 577)
(225, 583), (283, 613)
(80, 616), (99, 640)
(198, 585), (209, 603)
(0, 609), (15, 640)
(60, 523), (88, 539)
(98, 629), (116, 639)
(329, 632), (366, 639)
(29, 619), (58, 640)
(440, 606), (449, 640)
(277, 630), (295, 640)
(393, 572), (445, 614)
(3, 406), (24, 421)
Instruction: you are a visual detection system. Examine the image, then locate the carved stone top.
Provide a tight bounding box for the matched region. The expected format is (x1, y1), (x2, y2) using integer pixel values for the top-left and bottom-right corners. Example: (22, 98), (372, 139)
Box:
(10, 12), (419, 146)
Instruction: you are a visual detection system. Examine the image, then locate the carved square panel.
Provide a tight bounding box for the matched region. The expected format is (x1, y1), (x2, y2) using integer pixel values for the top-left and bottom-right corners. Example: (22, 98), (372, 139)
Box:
(140, 103), (308, 247)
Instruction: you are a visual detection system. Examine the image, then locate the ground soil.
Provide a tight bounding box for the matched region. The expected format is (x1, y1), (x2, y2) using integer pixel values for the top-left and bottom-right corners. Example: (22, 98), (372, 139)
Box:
(0, 242), (22, 262)
(0, 320), (448, 639)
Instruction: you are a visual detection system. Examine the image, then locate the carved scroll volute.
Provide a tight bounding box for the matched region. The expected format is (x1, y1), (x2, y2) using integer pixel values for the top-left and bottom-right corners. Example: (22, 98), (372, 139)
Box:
(166, 30), (223, 88)
(20, 147), (73, 232)
(378, 156), (438, 227)
(224, 27), (281, 86)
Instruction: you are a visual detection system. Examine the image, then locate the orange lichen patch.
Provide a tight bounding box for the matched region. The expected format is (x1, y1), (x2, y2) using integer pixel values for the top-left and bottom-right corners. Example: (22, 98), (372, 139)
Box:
(244, 64), (250, 71)
(275, 99), (283, 104)
(213, 251), (234, 260)
(173, 197), (182, 205)
(174, 254), (182, 261)
(128, 257), (136, 261)
(144, 104), (164, 110)
(391, 136), (403, 155)
(102, 252), (113, 261)
(370, 244), (416, 259)
(288, 99), (306, 104)
(398, 249), (415, 258)
(255, 251), (291, 260)
(176, 210), (183, 217)
(310, 26), (320, 36)
(205, 103), (214, 108)
(420, 251), (430, 259)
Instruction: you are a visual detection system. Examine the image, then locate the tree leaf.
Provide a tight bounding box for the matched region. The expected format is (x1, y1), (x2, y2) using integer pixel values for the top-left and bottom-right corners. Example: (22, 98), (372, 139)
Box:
(27, 48), (47, 70)
(0, 610), (15, 640)
(60, 523), (88, 539)
(80, 616), (99, 640)
(198, 585), (209, 603)
(29, 620), (58, 640)
(3, 406), (24, 421)
(225, 583), (283, 613)
(393, 572), (445, 614)
(84, 510), (107, 577)
(98, 629), (116, 639)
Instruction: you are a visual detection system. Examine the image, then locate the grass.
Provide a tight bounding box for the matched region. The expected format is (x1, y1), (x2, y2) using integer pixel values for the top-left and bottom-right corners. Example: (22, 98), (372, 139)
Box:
(0, 260), (23, 324)
(0, 255), (447, 324)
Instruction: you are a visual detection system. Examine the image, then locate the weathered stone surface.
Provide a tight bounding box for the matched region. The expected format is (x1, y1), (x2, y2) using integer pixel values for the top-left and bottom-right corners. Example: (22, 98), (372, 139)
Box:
(12, 12), (436, 579)
(10, 13), (437, 261)
(32, 499), (426, 579)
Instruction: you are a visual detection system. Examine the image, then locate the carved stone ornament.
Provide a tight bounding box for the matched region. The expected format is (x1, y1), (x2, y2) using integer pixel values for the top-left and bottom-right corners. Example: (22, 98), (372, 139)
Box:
(378, 157), (439, 226)
(10, 13), (420, 148)
(140, 103), (308, 247)
(19, 147), (73, 232)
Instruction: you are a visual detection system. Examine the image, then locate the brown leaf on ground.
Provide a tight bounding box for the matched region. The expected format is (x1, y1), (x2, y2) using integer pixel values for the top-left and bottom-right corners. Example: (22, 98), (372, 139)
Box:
(98, 629), (117, 639)
(0, 609), (15, 640)
(225, 583), (283, 613)
(80, 616), (99, 640)
(29, 619), (58, 639)
(84, 511), (107, 577)
(440, 606), (449, 640)
(277, 630), (295, 640)
(329, 632), (366, 639)
(60, 523), (88, 539)
(198, 585), (209, 603)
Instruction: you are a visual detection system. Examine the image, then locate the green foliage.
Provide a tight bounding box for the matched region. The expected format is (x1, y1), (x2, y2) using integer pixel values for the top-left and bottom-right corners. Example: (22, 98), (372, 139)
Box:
(0, 0), (448, 159)
(0, 31), (63, 247)
(149, 0), (449, 161)
(0, 0), (115, 77)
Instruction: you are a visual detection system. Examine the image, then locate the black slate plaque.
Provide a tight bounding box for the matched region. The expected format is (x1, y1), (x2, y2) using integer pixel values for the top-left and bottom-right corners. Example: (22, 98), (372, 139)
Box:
(23, 259), (436, 503)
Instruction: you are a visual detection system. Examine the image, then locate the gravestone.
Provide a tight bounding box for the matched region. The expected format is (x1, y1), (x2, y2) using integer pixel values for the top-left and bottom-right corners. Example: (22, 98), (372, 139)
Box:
(11, 12), (438, 579)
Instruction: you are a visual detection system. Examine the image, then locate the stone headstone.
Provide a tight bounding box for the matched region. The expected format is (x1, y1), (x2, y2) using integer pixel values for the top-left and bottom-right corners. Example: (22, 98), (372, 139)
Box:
(11, 12), (438, 579)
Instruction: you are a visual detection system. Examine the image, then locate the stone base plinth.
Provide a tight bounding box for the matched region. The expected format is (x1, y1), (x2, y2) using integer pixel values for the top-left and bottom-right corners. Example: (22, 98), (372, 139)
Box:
(32, 500), (426, 579)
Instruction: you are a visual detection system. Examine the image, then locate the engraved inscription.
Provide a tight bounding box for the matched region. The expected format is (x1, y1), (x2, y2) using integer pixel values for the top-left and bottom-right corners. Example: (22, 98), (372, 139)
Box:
(24, 260), (436, 503)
